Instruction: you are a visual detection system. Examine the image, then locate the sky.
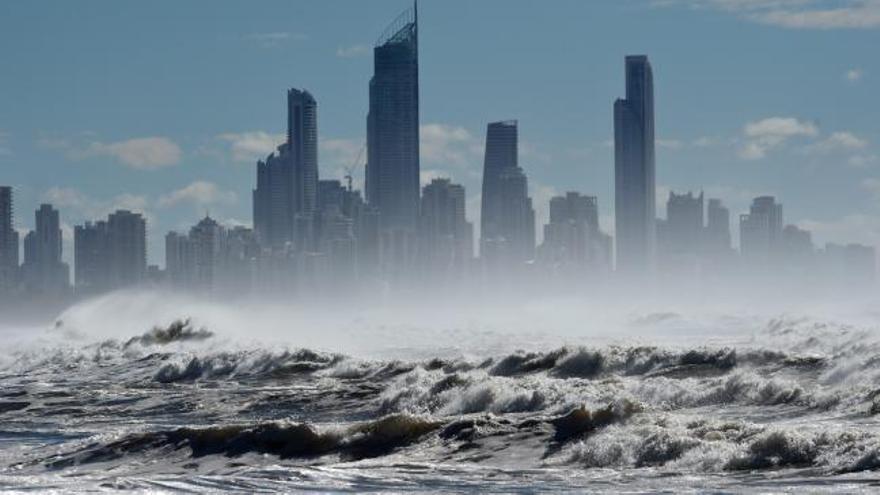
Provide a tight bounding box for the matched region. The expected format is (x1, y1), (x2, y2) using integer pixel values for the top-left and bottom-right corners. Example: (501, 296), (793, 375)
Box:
(1, 0), (879, 267)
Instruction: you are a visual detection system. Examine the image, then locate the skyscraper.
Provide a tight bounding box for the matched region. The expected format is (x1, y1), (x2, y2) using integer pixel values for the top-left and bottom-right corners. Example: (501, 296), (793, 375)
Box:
(740, 196), (783, 265)
(74, 220), (109, 293)
(365, 4), (420, 233)
(74, 210), (146, 294)
(254, 145), (294, 249)
(0, 186), (19, 292)
(288, 88), (318, 216)
(419, 178), (473, 277)
(614, 55), (656, 275)
(480, 120), (518, 254)
(663, 191), (703, 257)
(540, 192), (611, 274)
(497, 166), (536, 263)
(22, 204), (68, 295)
(106, 210), (147, 288)
(705, 198), (731, 254)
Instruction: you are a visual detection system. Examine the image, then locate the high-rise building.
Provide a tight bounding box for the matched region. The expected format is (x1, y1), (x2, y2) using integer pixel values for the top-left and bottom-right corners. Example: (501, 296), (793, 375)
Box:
(365, 4), (420, 233)
(22, 204), (68, 295)
(74, 210), (146, 294)
(705, 198), (731, 254)
(419, 178), (473, 278)
(496, 166), (536, 264)
(254, 145), (294, 249)
(288, 88), (318, 216)
(614, 55), (656, 275)
(740, 196), (783, 265)
(107, 210), (146, 288)
(165, 231), (195, 289)
(0, 186), (19, 293)
(253, 88), (319, 252)
(480, 120), (518, 255)
(662, 191), (703, 257)
(540, 192), (611, 274)
(74, 220), (109, 293)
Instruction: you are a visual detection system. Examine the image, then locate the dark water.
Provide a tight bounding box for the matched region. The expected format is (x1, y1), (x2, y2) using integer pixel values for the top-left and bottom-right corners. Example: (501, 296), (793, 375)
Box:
(2, 313), (880, 493)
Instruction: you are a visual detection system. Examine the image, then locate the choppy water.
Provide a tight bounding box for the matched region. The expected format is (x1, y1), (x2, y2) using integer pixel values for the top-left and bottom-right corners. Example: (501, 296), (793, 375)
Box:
(2, 297), (880, 492)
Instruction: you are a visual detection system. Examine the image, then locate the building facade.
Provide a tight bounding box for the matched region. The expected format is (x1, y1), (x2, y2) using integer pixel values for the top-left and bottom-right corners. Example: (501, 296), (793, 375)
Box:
(614, 55), (656, 275)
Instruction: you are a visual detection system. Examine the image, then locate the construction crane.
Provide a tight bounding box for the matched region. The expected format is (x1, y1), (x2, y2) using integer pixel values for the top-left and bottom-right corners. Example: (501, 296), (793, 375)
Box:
(344, 143), (366, 192)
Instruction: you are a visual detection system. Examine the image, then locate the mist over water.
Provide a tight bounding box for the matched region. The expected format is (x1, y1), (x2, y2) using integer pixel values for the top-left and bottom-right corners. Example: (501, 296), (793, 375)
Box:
(1, 290), (879, 492)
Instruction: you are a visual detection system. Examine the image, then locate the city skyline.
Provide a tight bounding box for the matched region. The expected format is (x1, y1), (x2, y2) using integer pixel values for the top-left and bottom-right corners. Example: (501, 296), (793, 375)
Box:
(1, 0), (879, 271)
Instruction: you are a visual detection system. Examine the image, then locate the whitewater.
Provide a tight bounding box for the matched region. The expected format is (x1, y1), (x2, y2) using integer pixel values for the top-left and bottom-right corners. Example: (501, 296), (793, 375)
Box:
(1, 291), (880, 493)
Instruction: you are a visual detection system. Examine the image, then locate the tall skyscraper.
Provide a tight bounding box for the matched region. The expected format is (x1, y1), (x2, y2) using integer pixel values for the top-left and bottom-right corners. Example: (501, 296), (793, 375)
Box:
(481, 120), (518, 255)
(540, 192), (611, 273)
(288, 88), (318, 216)
(705, 198), (731, 253)
(614, 55), (656, 275)
(497, 166), (536, 263)
(74, 220), (109, 293)
(107, 210), (147, 288)
(254, 88), (319, 252)
(365, 4), (420, 233)
(74, 210), (146, 294)
(740, 196), (783, 265)
(254, 145), (294, 249)
(0, 186), (19, 292)
(22, 204), (68, 295)
(419, 178), (473, 277)
(663, 191), (703, 257)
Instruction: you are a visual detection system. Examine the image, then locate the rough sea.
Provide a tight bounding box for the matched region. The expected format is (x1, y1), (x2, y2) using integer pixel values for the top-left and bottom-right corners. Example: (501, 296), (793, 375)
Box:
(1, 291), (880, 493)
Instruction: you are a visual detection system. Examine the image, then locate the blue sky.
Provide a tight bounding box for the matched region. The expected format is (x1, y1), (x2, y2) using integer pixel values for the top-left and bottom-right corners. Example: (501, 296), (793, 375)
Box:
(1, 0), (879, 266)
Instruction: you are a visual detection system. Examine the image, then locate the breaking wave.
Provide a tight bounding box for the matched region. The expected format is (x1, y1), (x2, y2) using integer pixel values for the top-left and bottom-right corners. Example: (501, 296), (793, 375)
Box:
(3, 313), (880, 491)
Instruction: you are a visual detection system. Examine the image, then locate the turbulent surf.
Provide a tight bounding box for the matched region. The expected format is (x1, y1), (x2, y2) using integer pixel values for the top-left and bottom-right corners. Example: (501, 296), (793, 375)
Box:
(2, 303), (880, 492)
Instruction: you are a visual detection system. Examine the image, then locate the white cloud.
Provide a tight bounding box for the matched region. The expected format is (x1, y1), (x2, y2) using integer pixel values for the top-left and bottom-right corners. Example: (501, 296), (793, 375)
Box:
(806, 131), (868, 154)
(74, 137), (182, 170)
(158, 181), (237, 208)
(218, 131), (285, 163)
(849, 154), (879, 167)
(658, 0), (880, 29)
(420, 123), (483, 167)
(336, 44), (370, 58)
(846, 68), (863, 82)
(739, 116), (818, 159)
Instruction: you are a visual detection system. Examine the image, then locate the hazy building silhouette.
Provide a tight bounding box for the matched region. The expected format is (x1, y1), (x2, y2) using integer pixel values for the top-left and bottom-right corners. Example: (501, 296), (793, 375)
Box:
(540, 192), (611, 275)
(365, 4), (420, 234)
(479, 120), (535, 268)
(0, 186), (19, 293)
(480, 120), (518, 256)
(661, 191), (703, 259)
(740, 196), (783, 265)
(705, 198), (731, 254)
(614, 55), (656, 275)
(496, 166), (536, 263)
(288, 88), (319, 217)
(106, 210), (147, 288)
(74, 220), (109, 294)
(254, 145), (294, 249)
(419, 178), (473, 280)
(822, 243), (876, 287)
(253, 88), (319, 252)
(22, 204), (68, 295)
(165, 231), (195, 289)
